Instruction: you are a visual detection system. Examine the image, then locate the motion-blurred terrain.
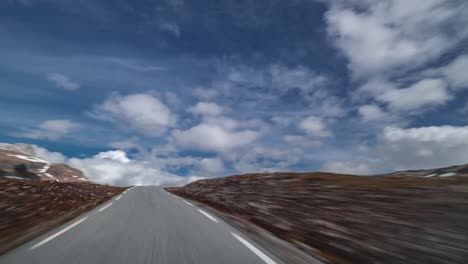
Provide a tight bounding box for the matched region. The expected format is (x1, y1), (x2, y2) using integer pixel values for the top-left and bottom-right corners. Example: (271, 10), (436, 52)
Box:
(0, 144), (125, 255)
(167, 171), (468, 264)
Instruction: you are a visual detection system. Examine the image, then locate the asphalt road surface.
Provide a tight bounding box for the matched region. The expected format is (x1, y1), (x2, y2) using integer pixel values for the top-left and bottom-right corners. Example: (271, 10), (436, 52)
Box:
(0, 186), (282, 264)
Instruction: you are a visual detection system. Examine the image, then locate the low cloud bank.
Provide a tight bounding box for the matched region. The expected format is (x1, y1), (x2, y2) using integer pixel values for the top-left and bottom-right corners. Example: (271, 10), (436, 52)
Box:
(33, 146), (194, 187)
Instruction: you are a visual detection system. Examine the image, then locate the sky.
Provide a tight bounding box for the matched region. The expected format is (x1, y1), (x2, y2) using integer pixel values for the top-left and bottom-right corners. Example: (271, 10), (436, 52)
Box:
(1, 0), (468, 186)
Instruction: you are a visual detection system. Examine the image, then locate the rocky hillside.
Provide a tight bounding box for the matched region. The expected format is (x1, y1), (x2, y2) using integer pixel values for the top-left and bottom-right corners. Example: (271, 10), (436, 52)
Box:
(0, 143), (87, 182)
(167, 172), (468, 264)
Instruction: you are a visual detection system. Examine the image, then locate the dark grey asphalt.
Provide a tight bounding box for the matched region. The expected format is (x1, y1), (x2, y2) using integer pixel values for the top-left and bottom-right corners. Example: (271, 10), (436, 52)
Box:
(0, 186), (281, 264)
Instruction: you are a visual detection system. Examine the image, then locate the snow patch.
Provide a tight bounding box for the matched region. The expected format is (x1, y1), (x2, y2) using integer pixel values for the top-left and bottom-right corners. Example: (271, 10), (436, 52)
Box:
(424, 174), (437, 177)
(7, 154), (49, 163)
(39, 163), (51, 173)
(4, 176), (26, 180)
(45, 173), (55, 178)
(439, 172), (456, 177)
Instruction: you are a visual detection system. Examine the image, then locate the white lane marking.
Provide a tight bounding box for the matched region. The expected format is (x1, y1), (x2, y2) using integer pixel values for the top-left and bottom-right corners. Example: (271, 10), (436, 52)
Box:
(231, 233), (277, 264)
(116, 195), (123, 200)
(183, 200), (194, 207)
(98, 202), (113, 212)
(197, 209), (219, 223)
(30, 217), (88, 250)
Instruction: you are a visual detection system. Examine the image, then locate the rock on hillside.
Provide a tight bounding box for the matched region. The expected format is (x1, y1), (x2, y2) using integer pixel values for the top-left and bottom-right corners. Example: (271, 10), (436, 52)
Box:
(0, 144), (87, 182)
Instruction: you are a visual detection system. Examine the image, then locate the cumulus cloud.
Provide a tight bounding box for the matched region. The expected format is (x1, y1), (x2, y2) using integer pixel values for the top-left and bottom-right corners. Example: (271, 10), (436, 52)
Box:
(441, 54), (468, 90)
(32, 145), (67, 163)
(210, 63), (346, 118)
(326, 0), (468, 78)
(68, 152), (186, 186)
(95, 150), (130, 163)
(32, 147), (191, 186)
(321, 161), (373, 175)
(172, 123), (261, 153)
(233, 146), (303, 173)
(89, 93), (177, 137)
(195, 157), (225, 176)
(358, 104), (387, 121)
(269, 64), (328, 94)
(14, 119), (79, 140)
(192, 88), (218, 100)
(380, 125), (468, 168)
(46, 73), (80, 91)
(283, 135), (321, 147)
(377, 79), (452, 111)
(188, 102), (223, 116)
(108, 138), (140, 150)
(298, 116), (332, 138)
(322, 125), (468, 174)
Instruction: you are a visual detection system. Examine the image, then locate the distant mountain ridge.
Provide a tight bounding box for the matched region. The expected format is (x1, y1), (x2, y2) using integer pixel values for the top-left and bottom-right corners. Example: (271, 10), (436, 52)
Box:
(0, 143), (87, 182)
(0, 143), (36, 156)
(381, 163), (468, 178)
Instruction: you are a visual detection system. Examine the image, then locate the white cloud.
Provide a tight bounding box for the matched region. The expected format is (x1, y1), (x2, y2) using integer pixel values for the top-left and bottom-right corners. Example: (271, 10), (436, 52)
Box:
(68, 152), (187, 186)
(441, 54), (468, 89)
(377, 78), (451, 111)
(269, 64), (328, 94)
(31, 145), (196, 186)
(192, 87), (218, 100)
(32, 145), (67, 163)
(322, 125), (468, 174)
(89, 93), (176, 137)
(321, 161), (373, 175)
(186, 176), (206, 183)
(233, 146), (303, 173)
(95, 150), (130, 163)
(355, 78), (393, 99)
(326, 0), (468, 78)
(188, 102), (223, 116)
(14, 119), (79, 140)
(358, 104), (387, 121)
(298, 116), (332, 138)
(46, 73), (80, 90)
(159, 21), (181, 37)
(108, 138), (140, 150)
(172, 123), (261, 153)
(283, 135), (321, 147)
(379, 125), (468, 169)
(195, 157), (225, 176)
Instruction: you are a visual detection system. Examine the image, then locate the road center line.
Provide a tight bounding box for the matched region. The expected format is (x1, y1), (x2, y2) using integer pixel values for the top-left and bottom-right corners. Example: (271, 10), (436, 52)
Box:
(98, 202), (113, 212)
(116, 195), (123, 200)
(197, 209), (219, 223)
(183, 200), (194, 207)
(30, 217), (88, 250)
(231, 233), (277, 264)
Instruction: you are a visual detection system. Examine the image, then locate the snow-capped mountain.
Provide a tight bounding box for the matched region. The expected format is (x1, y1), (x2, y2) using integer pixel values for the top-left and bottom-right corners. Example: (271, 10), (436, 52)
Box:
(0, 143), (87, 182)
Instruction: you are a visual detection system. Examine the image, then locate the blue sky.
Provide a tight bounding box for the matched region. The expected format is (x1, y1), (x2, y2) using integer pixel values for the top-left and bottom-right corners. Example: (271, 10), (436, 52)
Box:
(1, 0), (468, 186)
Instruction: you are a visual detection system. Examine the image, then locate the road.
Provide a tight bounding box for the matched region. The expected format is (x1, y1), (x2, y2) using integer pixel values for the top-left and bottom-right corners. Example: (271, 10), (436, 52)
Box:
(0, 186), (282, 264)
